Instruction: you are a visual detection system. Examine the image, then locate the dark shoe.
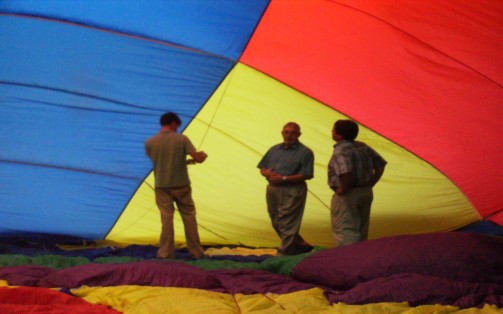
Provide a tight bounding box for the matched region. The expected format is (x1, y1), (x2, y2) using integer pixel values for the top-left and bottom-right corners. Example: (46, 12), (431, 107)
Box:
(156, 253), (173, 259)
(283, 244), (313, 256)
(298, 244), (314, 254)
(190, 252), (205, 259)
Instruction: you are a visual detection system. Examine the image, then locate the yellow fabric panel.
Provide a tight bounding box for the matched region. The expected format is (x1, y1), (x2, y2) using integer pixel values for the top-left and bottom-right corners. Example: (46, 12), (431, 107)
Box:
(263, 288), (331, 311)
(105, 175), (162, 245)
(332, 302), (417, 314)
(72, 285), (237, 314)
(107, 63), (478, 247)
(331, 302), (460, 314)
(233, 294), (286, 312)
(332, 303), (503, 314)
(455, 305), (503, 314)
(0, 281), (61, 292)
(72, 285), (501, 314)
(233, 288), (331, 312)
(204, 247), (277, 256)
(73, 286), (334, 313)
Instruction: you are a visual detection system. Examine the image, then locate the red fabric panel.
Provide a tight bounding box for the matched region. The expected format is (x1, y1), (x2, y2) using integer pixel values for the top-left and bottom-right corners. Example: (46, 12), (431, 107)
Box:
(0, 286), (120, 313)
(491, 211), (503, 226)
(241, 0), (503, 222)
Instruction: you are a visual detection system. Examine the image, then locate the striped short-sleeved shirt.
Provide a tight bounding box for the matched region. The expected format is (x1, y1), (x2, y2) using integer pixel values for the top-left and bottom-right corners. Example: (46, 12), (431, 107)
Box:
(328, 140), (387, 190)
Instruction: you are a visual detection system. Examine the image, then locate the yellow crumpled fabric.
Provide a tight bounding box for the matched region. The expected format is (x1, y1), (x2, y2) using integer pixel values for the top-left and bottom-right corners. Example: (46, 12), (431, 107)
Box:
(71, 285), (503, 314)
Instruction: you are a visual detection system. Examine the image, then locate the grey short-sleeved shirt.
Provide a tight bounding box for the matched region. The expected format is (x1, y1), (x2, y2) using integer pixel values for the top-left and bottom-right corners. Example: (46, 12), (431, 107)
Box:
(257, 142), (314, 178)
(145, 130), (195, 188)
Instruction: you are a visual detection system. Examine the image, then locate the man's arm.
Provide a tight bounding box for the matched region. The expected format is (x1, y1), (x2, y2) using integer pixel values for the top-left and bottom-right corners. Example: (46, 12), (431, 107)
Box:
(144, 142), (150, 158)
(336, 172), (352, 195)
(370, 166), (385, 186)
(260, 168), (276, 178)
(188, 151), (208, 164)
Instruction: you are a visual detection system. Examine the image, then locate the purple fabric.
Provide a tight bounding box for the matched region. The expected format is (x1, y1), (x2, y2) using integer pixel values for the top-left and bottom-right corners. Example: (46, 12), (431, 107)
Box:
(326, 273), (503, 308)
(37, 260), (221, 289)
(0, 265), (55, 286)
(0, 262), (317, 295)
(292, 232), (503, 290)
(1, 232), (502, 308)
(209, 268), (317, 294)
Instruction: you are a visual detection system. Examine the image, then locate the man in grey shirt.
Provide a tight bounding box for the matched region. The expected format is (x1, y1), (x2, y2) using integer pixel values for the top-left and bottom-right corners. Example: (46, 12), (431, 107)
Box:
(145, 112), (207, 259)
(258, 122), (314, 255)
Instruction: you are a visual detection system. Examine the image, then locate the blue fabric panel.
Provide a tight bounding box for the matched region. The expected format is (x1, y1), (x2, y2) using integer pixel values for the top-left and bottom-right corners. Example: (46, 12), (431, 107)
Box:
(0, 161), (134, 239)
(0, 16), (234, 239)
(0, 0), (269, 60)
(457, 221), (503, 236)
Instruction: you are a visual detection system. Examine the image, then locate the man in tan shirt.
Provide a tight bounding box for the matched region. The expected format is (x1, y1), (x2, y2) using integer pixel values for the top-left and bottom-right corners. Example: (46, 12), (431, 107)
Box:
(145, 112), (207, 259)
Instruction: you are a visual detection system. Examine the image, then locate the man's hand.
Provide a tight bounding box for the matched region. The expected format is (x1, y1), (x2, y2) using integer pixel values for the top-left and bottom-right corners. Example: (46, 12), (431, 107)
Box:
(267, 174), (284, 185)
(260, 168), (277, 179)
(337, 173), (352, 195)
(190, 151), (208, 163)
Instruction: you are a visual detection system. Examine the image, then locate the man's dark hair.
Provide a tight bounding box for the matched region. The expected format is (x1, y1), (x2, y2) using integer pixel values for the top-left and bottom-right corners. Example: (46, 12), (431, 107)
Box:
(160, 112), (182, 126)
(334, 119), (359, 141)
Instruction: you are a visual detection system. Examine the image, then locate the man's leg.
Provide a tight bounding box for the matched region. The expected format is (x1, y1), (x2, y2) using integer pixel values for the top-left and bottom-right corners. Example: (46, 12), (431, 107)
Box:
(276, 183), (311, 255)
(330, 189), (361, 247)
(155, 188), (176, 258)
(171, 185), (204, 259)
(357, 187), (373, 241)
(266, 184), (282, 237)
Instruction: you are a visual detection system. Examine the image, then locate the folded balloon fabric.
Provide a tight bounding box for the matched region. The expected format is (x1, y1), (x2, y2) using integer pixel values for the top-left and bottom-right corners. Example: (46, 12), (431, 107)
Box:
(1, 284), (501, 314)
(0, 285), (120, 314)
(0, 232), (502, 313)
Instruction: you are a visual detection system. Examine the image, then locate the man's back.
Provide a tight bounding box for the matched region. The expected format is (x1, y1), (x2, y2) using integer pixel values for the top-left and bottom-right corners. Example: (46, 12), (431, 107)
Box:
(330, 140), (386, 188)
(145, 130), (194, 188)
(347, 141), (386, 187)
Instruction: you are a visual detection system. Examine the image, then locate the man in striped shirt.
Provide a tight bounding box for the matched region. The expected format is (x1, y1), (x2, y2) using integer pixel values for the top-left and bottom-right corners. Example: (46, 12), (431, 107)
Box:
(328, 119), (387, 247)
